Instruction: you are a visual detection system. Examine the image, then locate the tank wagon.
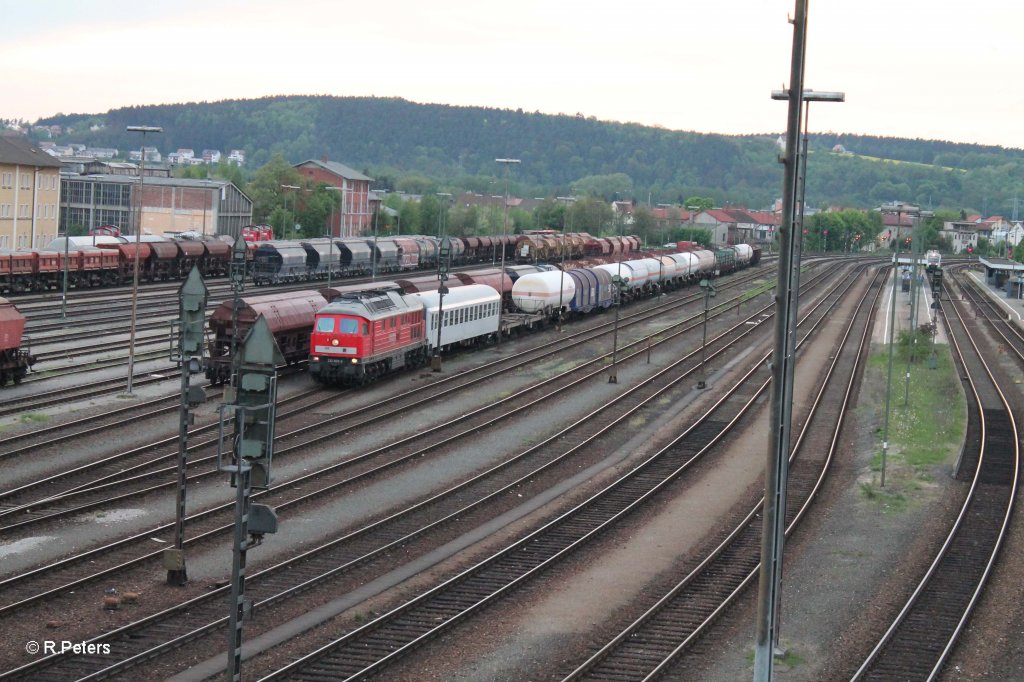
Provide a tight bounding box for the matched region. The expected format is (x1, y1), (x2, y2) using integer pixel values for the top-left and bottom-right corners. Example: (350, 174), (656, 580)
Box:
(511, 271), (577, 315)
(0, 297), (34, 385)
(205, 290), (327, 384)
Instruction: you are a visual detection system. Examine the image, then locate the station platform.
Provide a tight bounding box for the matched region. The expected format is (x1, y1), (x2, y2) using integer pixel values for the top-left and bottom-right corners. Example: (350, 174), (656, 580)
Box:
(966, 266), (1024, 324)
(871, 265), (945, 345)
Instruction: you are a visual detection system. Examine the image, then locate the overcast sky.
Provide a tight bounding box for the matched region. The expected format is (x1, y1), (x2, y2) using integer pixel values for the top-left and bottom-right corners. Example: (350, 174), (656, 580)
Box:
(3, 0), (1022, 149)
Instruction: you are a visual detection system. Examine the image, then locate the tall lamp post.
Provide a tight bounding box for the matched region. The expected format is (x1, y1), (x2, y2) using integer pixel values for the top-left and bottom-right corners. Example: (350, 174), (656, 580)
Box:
(904, 209), (932, 405)
(280, 184), (300, 240)
(325, 185), (344, 238)
(878, 202), (922, 487)
(556, 196), (574, 332)
(325, 186), (344, 288)
(125, 124), (162, 396)
(436, 192), (451, 238)
(771, 89), (846, 261)
(608, 219), (625, 384)
(495, 158), (520, 347)
(697, 279), (716, 388)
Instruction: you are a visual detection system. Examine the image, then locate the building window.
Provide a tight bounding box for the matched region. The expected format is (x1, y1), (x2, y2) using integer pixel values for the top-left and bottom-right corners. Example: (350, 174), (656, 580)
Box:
(1, 172), (10, 188)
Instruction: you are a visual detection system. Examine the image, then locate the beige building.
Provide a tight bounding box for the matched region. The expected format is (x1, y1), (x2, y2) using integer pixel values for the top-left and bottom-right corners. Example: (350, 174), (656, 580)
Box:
(0, 135), (63, 249)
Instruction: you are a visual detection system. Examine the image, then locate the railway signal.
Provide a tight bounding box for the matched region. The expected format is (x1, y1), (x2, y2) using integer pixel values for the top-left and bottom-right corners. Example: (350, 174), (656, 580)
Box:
(697, 279), (716, 389)
(433, 237), (452, 372)
(165, 266), (208, 586)
(215, 316), (281, 682)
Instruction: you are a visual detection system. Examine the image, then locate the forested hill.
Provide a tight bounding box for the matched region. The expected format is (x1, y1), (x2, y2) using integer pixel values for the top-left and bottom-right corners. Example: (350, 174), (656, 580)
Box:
(28, 95), (1024, 214)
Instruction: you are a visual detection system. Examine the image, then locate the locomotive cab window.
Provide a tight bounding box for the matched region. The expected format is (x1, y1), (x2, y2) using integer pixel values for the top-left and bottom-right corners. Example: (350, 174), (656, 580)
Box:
(315, 317), (336, 333)
(339, 319), (359, 334)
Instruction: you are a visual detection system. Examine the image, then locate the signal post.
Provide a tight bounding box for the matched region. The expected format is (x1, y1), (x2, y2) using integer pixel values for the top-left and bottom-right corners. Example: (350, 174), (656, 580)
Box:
(165, 266), (208, 586)
(216, 316), (281, 682)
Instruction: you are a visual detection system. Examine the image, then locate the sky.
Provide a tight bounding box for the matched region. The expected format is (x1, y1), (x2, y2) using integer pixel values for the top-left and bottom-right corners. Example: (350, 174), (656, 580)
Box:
(3, 0), (1023, 149)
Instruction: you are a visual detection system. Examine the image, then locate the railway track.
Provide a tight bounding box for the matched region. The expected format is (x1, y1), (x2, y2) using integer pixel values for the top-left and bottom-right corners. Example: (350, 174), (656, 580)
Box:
(562, 265), (882, 680)
(247, 262), (869, 681)
(0, 266), (785, 618)
(0, 265), (779, 532)
(0, 262), (841, 680)
(849, 268), (1020, 680)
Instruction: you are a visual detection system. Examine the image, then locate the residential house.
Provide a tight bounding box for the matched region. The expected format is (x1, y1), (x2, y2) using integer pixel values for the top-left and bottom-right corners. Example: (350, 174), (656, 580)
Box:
(202, 150), (221, 164)
(0, 135), (63, 249)
(228, 149), (245, 165)
(940, 220), (979, 254)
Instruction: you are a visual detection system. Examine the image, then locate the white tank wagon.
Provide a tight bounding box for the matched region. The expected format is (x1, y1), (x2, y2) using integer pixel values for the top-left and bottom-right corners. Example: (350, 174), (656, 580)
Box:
(667, 251), (701, 280)
(511, 270), (577, 314)
(592, 260), (654, 292)
(637, 257), (672, 287)
(690, 249), (717, 274)
(731, 243), (754, 265)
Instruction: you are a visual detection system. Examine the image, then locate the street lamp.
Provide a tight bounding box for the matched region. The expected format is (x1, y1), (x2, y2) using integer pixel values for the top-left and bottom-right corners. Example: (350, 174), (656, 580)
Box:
(556, 196), (575, 332)
(697, 279), (716, 388)
(771, 89), (845, 260)
(609, 220), (625, 384)
(436, 192), (451, 238)
(280, 184), (300, 240)
(324, 186), (344, 239)
(877, 202), (922, 486)
(125, 124), (162, 396)
(495, 158), (520, 347)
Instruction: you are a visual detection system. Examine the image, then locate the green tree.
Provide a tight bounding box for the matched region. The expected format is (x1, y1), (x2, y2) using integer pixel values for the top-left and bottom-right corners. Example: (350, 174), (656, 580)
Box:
(631, 205), (657, 245)
(246, 154), (304, 232)
(684, 196), (714, 212)
(571, 173), (633, 199)
(533, 199), (566, 230)
(570, 197), (614, 235)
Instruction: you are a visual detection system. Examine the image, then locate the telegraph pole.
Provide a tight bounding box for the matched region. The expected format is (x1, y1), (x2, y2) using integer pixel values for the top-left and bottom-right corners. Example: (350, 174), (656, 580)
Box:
(754, 1), (807, 679)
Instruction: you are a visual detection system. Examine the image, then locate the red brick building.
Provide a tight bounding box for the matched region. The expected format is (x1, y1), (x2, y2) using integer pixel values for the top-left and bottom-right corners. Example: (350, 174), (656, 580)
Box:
(295, 158), (375, 237)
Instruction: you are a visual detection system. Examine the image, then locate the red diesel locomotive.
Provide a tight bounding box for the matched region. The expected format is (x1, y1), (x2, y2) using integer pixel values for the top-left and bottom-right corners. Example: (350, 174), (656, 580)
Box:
(309, 287), (428, 385)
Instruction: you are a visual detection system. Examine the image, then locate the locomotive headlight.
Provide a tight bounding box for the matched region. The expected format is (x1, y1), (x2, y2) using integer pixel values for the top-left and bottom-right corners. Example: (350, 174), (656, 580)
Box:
(351, 358), (358, 364)
(312, 356), (319, 361)
(331, 338), (339, 346)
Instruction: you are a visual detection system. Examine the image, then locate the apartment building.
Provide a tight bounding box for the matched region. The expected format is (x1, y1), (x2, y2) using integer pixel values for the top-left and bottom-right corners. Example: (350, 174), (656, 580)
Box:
(0, 135), (63, 249)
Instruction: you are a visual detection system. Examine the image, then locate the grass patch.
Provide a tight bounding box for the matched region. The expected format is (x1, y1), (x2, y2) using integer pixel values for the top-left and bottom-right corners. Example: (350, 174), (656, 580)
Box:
(743, 647), (805, 668)
(740, 279), (775, 303)
(19, 412), (48, 424)
(628, 415), (647, 429)
(777, 649), (806, 669)
(860, 335), (965, 507)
